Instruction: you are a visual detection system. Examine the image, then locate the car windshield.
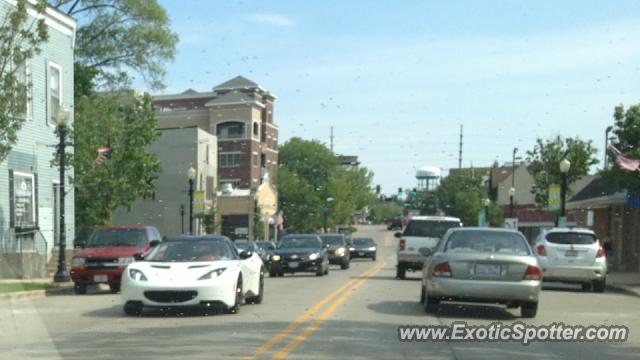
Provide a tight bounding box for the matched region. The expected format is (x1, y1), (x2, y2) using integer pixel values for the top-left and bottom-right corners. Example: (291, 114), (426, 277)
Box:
(86, 229), (147, 247)
(234, 241), (251, 251)
(320, 236), (344, 246)
(546, 233), (597, 245)
(445, 231), (530, 255)
(353, 238), (375, 246)
(403, 220), (461, 238)
(278, 237), (321, 249)
(145, 240), (234, 262)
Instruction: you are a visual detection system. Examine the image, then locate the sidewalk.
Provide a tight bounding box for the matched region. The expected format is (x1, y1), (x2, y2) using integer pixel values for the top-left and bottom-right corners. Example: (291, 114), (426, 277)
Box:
(607, 272), (640, 297)
(0, 278), (74, 302)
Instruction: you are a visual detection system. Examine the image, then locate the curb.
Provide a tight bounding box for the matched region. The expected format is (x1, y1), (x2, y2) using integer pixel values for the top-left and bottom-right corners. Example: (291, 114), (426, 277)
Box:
(606, 283), (640, 298)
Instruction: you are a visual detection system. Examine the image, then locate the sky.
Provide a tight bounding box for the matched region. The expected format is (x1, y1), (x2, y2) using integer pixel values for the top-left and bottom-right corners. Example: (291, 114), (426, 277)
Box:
(151, 0), (640, 194)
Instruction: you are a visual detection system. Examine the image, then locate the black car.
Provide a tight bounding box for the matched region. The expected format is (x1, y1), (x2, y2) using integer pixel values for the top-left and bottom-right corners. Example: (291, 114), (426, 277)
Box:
(349, 237), (377, 261)
(255, 240), (276, 272)
(387, 218), (403, 230)
(270, 235), (330, 277)
(319, 233), (350, 270)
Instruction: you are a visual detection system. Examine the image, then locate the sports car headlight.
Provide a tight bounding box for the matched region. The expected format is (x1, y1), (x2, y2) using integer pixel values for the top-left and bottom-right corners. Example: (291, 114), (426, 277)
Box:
(118, 257), (134, 265)
(129, 268), (148, 281)
(368, 247), (377, 251)
(336, 247), (346, 256)
(349, 247), (355, 251)
(308, 253), (319, 261)
(271, 254), (281, 261)
(71, 258), (86, 267)
(198, 267), (227, 280)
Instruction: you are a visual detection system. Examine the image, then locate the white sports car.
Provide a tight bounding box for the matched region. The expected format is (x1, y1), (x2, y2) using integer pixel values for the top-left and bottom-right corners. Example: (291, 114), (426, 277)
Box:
(121, 235), (264, 316)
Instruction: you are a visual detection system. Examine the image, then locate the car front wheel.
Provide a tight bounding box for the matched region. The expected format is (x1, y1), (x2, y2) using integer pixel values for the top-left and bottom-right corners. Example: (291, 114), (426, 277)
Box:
(123, 302), (143, 316)
(396, 264), (406, 279)
(226, 276), (243, 314)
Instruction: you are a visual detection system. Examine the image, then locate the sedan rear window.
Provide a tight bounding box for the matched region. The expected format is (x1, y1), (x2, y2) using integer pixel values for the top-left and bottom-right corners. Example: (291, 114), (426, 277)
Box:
(87, 229), (147, 247)
(403, 220), (461, 238)
(545, 233), (596, 245)
(445, 231), (530, 255)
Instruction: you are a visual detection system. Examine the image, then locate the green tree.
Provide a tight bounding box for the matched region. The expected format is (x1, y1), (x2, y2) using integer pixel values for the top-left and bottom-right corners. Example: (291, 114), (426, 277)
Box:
(369, 202), (403, 223)
(72, 92), (161, 227)
(277, 167), (322, 233)
(437, 171), (502, 226)
(526, 136), (598, 208)
(0, 0), (48, 161)
(50, 0), (178, 90)
(601, 104), (640, 191)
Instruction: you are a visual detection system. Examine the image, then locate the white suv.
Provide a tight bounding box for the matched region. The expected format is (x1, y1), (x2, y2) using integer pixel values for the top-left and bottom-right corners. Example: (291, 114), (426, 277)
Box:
(395, 216), (462, 279)
(533, 228), (607, 292)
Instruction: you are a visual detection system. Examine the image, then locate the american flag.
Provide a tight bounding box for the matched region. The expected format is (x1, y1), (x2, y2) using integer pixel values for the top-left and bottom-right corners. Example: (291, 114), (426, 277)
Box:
(92, 147), (112, 168)
(609, 144), (640, 172)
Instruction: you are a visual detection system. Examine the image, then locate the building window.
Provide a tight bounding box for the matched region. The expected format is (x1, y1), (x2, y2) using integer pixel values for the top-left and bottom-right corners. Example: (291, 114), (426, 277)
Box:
(10, 171), (37, 229)
(217, 122), (245, 139)
(15, 59), (32, 120)
(261, 153), (266, 168)
(205, 144), (210, 164)
(206, 176), (215, 200)
(252, 153), (259, 167)
(48, 62), (62, 126)
(253, 122), (259, 137)
(220, 153), (241, 168)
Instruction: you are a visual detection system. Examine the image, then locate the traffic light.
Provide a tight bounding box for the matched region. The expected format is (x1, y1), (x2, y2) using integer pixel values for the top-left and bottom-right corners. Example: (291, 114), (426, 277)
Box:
(375, 185), (381, 194)
(397, 187), (403, 195)
(412, 188), (417, 197)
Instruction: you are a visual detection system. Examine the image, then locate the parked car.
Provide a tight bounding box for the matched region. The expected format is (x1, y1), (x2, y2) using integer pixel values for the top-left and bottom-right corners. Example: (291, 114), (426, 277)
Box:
(255, 240), (277, 272)
(533, 228), (607, 292)
(319, 233), (350, 269)
(395, 216), (462, 279)
(387, 218), (403, 230)
(121, 235), (264, 315)
(269, 235), (330, 277)
(70, 225), (162, 294)
(421, 228), (542, 318)
(349, 237), (377, 261)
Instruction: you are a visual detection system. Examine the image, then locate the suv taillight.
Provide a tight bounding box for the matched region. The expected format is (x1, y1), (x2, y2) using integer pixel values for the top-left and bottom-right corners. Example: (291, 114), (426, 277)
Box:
(597, 246), (605, 258)
(399, 239), (405, 251)
(432, 262), (452, 277)
(523, 265), (542, 280)
(536, 244), (546, 256)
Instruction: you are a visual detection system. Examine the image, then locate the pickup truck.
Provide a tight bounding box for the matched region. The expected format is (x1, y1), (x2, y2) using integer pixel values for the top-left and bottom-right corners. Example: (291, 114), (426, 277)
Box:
(395, 216), (462, 279)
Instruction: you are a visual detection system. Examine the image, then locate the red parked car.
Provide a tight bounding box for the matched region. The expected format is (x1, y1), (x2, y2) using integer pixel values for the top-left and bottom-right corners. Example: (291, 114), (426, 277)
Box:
(70, 225), (162, 294)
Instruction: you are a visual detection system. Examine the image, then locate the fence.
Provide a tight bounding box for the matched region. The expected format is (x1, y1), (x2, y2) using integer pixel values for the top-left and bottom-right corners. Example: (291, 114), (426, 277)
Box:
(0, 227), (49, 279)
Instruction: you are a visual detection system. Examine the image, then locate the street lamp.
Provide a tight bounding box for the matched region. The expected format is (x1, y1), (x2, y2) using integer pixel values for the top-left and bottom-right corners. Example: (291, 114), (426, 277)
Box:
(483, 198), (491, 227)
(53, 106), (70, 283)
(559, 158), (571, 220)
(323, 197), (334, 233)
(604, 126), (613, 169)
(187, 166), (196, 234)
(508, 186), (516, 218)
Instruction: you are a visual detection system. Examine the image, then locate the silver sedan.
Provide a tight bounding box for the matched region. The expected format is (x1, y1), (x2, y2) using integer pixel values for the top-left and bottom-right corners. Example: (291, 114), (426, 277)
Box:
(420, 227), (542, 318)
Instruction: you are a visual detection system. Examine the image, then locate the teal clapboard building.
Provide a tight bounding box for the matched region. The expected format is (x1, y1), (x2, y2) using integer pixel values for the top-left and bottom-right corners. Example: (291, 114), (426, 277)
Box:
(0, 0), (76, 275)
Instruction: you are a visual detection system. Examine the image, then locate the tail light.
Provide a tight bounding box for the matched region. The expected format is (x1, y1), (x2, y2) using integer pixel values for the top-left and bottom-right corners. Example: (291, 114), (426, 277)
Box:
(399, 239), (406, 251)
(523, 265), (542, 280)
(597, 246), (605, 258)
(536, 244), (546, 256)
(432, 262), (452, 277)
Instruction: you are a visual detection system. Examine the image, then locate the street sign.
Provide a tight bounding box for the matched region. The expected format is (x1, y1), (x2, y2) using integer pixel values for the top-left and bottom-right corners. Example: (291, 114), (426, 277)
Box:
(504, 218), (518, 230)
(194, 191), (205, 215)
(548, 184), (561, 211)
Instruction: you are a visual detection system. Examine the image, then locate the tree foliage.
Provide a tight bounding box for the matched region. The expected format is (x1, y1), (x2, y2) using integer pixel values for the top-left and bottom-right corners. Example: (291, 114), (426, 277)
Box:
(601, 104), (640, 191)
(369, 202), (403, 223)
(526, 136), (598, 208)
(277, 138), (375, 232)
(437, 171), (503, 227)
(72, 92), (161, 228)
(50, 0), (178, 90)
(0, 0), (48, 161)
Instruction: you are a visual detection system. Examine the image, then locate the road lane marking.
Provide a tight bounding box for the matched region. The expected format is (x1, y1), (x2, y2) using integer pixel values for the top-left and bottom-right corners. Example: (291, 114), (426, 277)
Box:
(241, 263), (382, 360)
(271, 261), (386, 360)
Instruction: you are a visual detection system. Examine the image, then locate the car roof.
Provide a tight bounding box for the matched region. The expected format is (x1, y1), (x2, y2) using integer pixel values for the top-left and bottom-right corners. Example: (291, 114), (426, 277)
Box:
(95, 225), (150, 230)
(281, 234), (320, 239)
(319, 233), (344, 237)
(408, 216), (461, 222)
(449, 227), (521, 234)
(164, 235), (230, 242)
(544, 227), (596, 235)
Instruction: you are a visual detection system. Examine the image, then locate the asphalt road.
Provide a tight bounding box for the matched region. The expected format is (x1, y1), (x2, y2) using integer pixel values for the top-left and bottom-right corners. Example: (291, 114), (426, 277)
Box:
(1, 225), (639, 359)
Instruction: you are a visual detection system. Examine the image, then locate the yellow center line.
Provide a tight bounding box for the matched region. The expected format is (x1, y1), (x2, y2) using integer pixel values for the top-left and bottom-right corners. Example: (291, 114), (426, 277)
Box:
(271, 261), (386, 360)
(241, 263), (382, 360)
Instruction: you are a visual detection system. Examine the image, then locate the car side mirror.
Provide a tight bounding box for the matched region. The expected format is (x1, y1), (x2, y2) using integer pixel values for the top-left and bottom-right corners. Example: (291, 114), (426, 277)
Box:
(394, 232), (402, 238)
(418, 248), (433, 257)
(239, 250), (253, 260)
(133, 252), (145, 261)
(149, 240), (161, 248)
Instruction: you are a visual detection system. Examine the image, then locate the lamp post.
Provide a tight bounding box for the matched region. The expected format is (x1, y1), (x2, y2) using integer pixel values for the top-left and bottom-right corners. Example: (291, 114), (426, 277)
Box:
(323, 197), (334, 233)
(187, 166), (196, 234)
(53, 106), (70, 283)
(559, 158), (571, 220)
(483, 198), (491, 227)
(508, 186), (516, 218)
(604, 126), (613, 169)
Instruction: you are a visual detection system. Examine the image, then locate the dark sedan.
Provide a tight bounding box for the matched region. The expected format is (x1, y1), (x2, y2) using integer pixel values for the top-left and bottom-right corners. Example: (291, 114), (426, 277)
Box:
(319, 233), (350, 270)
(255, 240), (276, 273)
(270, 235), (330, 277)
(349, 237), (377, 261)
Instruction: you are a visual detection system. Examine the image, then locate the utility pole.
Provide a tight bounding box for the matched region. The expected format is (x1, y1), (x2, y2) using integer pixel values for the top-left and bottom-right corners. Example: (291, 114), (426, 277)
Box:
(458, 124), (463, 169)
(330, 126), (334, 152)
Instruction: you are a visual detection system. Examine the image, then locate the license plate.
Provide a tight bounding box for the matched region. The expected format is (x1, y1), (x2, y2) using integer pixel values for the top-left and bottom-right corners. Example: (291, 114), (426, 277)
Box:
(94, 275), (108, 283)
(358, 252), (365, 256)
(475, 264), (500, 277)
(565, 250), (578, 257)
(288, 262), (299, 269)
